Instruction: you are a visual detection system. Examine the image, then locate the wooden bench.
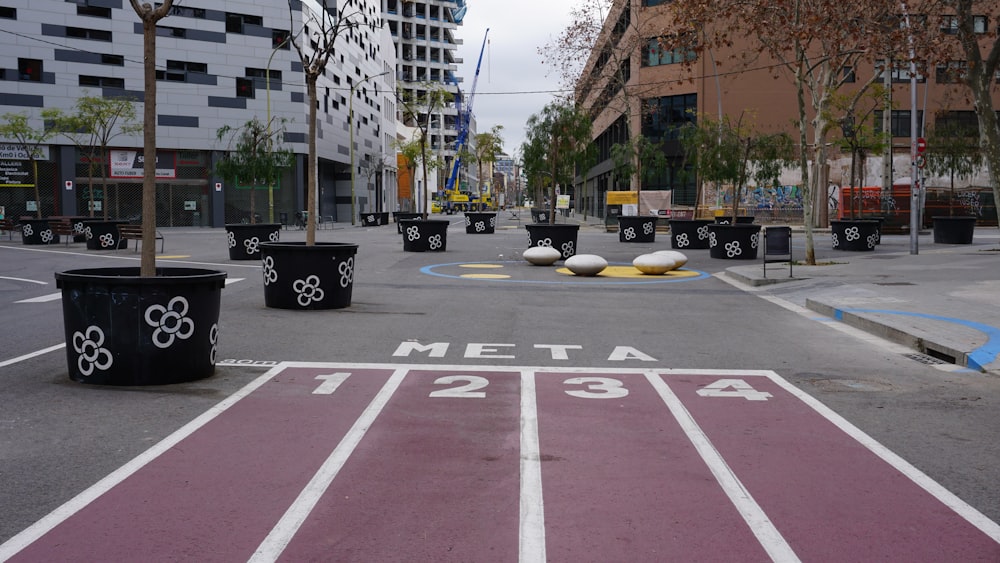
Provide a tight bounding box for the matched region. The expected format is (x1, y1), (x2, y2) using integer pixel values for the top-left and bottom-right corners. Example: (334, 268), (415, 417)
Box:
(48, 217), (78, 246)
(117, 224), (164, 253)
(0, 218), (19, 240)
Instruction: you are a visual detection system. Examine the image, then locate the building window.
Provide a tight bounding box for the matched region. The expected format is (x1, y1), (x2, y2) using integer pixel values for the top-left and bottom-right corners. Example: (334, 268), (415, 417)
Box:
(272, 30), (290, 49)
(165, 5), (206, 19)
(101, 54), (124, 66)
(941, 15), (988, 34)
(935, 110), (979, 134)
(0, 7), (15, 19)
(66, 26), (112, 41)
(642, 0), (669, 5)
(642, 37), (696, 67)
(168, 60), (207, 74)
(641, 94), (697, 140)
(79, 75), (125, 88)
(936, 61), (967, 83)
(842, 66), (856, 83)
(876, 59), (925, 83)
(18, 58), (42, 81)
(157, 26), (187, 38)
(875, 110), (924, 137)
(77, 5), (111, 18)
(246, 68), (281, 81)
(236, 78), (255, 98)
(226, 12), (263, 34)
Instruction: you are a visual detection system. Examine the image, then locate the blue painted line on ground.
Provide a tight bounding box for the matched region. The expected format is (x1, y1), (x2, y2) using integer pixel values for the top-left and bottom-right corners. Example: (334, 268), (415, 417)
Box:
(844, 308), (1000, 371)
(420, 261), (712, 285)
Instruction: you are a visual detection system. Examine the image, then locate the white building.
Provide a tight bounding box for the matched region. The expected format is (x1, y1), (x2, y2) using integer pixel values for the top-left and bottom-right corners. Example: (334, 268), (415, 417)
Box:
(0, 0), (397, 226)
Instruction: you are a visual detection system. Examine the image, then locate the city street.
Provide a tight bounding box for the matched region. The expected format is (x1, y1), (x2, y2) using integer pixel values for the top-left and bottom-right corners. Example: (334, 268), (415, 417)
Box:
(1, 215), (999, 560)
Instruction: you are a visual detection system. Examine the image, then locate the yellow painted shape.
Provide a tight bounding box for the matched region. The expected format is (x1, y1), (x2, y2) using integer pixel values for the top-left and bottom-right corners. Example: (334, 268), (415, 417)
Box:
(460, 263), (504, 269)
(556, 266), (698, 279)
(461, 273), (511, 279)
(157, 255), (190, 259)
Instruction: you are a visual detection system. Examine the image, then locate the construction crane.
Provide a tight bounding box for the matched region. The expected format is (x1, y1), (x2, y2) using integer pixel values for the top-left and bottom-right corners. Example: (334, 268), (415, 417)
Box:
(442, 28), (489, 213)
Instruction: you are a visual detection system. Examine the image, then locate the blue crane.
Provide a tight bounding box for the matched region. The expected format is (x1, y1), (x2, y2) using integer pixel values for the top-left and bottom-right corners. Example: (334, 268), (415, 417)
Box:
(444, 28), (489, 202)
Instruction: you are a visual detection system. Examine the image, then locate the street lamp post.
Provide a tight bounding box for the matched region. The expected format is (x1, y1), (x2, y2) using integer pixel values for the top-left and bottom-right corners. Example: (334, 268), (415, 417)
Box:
(265, 38), (287, 224)
(901, 2), (920, 255)
(350, 70), (392, 225)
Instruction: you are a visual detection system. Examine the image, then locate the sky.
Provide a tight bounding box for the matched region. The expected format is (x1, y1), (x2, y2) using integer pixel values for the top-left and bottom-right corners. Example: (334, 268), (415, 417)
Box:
(453, 1), (580, 158)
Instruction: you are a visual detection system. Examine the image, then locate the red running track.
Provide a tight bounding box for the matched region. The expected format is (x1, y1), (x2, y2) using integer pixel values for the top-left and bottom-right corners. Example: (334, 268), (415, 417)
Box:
(2, 363), (998, 562)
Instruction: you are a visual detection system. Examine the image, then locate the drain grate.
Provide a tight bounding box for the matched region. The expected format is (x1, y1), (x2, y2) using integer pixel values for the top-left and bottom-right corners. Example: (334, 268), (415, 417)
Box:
(904, 352), (949, 366)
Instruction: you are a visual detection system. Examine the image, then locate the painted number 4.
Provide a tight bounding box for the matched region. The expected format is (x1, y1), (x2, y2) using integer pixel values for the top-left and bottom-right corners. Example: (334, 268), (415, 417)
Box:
(696, 379), (772, 401)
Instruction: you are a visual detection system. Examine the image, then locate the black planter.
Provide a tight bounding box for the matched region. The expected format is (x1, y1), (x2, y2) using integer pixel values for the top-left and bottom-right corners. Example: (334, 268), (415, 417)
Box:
(707, 224), (762, 260)
(361, 211), (389, 226)
(525, 223), (580, 260)
(618, 216), (657, 243)
(393, 212), (424, 234)
(400, 219), (449, 252)
(55, 267), (226, 386)
(714, 215), (755, 225)
(225, 223), (281, 260)
(20, 218), (58, 245)
(259, 242), (359, 310)
(669, 219), (712, 250)
(932, 216), (976, 244)
(465, 212), (497, 234)
(530, 208), (552, 223)
(831, 220), (879, 251)
(84, 220), (128, 250)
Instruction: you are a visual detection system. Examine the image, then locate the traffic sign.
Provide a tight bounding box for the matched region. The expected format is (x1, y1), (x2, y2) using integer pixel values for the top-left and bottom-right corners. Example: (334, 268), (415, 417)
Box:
(916, 155), (926, 169)
(916, 137), (927, 153)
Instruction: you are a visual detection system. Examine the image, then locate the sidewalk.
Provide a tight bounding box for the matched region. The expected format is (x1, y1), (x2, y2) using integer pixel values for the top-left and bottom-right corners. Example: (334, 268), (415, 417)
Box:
(721, 227), (1000, 374)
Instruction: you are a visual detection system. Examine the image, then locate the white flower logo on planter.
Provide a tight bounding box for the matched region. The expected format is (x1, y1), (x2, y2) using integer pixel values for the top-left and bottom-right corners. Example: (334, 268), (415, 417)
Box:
(866, 233), (878, 247)
(725, 241), (743, 258)
(209, 323), (219, 364)
(244, 236), (261, 254)
(490, 216), (497, 228)
(675, 233), (690, 247)
(560, 241), (575, 257)
(709, 232), (718, 247)
(262, 256), (278, 285)
(832, 233), (840, 247)
(406, 225), (421, 241)
(268, 231), (279, 242)
(73, 222), (85, 234)
(475, 221), (486, 232)
(293, 275), (324, 306)
(464, 217), (472, 227)
(40, 229), (54, 243)
(845, 226), (861, 241)
(338, 257), (354, 288)
(428, 234), (443, 250)
(750, 233), (759, 248)
(697, 225), (710, 240)
(227, 231), (236, 248)
(84, 226), (93, 240)
(623, 226), (637, 240)
(72, 325), (113, 376)
(537, 237), (554, 248)
(99, 233), (115, 247)
(22, 224), (33, 236)
(145, 296), (195, 349)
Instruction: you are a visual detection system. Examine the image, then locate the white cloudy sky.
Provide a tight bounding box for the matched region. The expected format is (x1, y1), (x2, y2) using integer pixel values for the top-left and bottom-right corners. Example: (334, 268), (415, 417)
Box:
(453, 1), (580, 157)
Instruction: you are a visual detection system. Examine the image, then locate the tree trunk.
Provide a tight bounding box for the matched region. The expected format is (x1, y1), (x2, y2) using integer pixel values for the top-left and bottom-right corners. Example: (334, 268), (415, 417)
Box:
(306, 76), (318, 245)
(140, 18), (157, 276)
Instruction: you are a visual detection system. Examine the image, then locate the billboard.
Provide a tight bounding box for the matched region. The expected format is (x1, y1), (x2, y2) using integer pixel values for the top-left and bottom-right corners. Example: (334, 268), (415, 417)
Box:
(109, 150), (177, 179)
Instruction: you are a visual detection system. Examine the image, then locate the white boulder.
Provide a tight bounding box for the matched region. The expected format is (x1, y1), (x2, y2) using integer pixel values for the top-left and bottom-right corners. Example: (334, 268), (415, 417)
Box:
(652, 250), (688, 269)
(565, 254), (608, 276)
(524, 246), (562, 266)
(633, 253), (677, 275)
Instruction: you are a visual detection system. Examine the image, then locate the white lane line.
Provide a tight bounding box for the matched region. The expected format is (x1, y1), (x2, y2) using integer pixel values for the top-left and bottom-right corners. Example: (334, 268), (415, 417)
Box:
(249, 368), (408, 563)
(15, 292), (61, 303)
(519, 370), (546, 563)
(225, 278), (244, 285)
(765, 372), (1000, 543)
(644, 371), (801, 563)
(0, 343), (65, 369)
(0, 276), (48, 285)
(0, 364), (285, 560)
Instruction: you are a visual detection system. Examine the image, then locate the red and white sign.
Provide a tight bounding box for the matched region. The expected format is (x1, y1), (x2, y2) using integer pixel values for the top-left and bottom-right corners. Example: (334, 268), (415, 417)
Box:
(916, 137), (927, 153)
(64, 181), (73, 191)
(109, 150), (177, 179)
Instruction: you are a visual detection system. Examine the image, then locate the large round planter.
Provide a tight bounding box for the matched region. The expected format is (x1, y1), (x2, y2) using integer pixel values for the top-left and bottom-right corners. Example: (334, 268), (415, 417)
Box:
(225, 223), (281, 260)
(831, 220), (879, 252)
(530, 208), (552, 223)
(20, 218), (58, 245)
(55, 267), (226, 386)
(393, 212), (424, 234)
(361, 211), (389, 227)
(714, 215), (755, 225)
(465, 212), (497, 234)
(618, 216), (657, 243)
(525, 223), (580, 260)
(707, 224), (762, 260)
(259, 242), (359, 310)
(83, 220), (128, 250)
(400, 219), (449, 252)
(932, 216), (976, 244)
(669, 219), (712, 250)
